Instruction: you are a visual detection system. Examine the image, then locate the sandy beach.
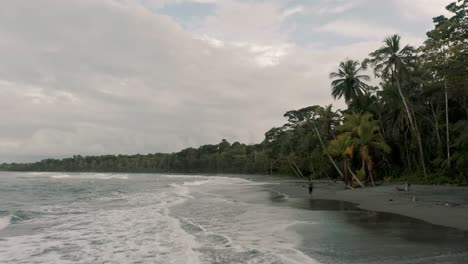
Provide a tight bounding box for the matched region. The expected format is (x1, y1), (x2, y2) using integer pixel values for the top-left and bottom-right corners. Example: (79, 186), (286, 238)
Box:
(266, 178), (468, 231)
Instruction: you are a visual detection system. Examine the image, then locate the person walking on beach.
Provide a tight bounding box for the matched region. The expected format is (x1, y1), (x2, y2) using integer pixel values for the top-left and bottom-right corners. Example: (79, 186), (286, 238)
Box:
(308, 181), (314, 197)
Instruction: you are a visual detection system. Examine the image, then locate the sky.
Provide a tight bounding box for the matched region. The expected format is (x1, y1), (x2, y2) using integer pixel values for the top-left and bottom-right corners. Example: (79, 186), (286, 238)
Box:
(0, 0), (452, 162)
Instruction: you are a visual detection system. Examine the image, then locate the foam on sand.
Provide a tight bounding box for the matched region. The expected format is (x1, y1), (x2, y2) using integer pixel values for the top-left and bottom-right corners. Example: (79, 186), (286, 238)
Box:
(171, 176), (321, 264)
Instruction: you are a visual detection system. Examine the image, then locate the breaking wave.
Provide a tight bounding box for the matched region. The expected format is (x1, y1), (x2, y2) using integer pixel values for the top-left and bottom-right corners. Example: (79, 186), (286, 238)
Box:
(0, 214), (12, 231)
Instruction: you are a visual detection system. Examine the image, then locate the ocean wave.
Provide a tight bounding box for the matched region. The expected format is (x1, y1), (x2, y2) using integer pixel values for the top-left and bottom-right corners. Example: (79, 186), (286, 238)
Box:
(85, 173), (129, 180)
(50, 174), (72, 179)
(0, 174), (321, 264)
(169, 183), (193, 200)
(183, 180), (211, 186)
(20, 172), (129, 180)
(0, 182), (201, 263)
(0, 214), (12, 231)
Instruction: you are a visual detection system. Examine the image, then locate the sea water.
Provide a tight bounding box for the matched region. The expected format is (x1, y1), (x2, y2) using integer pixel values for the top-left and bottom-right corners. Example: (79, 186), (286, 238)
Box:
(0, 172), (467, 264)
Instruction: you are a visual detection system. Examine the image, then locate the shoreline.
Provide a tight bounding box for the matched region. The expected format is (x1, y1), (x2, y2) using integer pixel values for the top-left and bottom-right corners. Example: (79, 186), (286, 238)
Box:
(262, 178), (468, 231)
(4, 171), (468, 231)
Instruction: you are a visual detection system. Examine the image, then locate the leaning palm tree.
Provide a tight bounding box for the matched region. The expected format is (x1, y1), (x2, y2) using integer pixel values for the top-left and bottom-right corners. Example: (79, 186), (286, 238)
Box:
(326, 134), (354, 187)
(339, 112), (391, 186)
(329, 60), (370, 104)
(368, 34), (428, 177)
(355, 119), (391, 186)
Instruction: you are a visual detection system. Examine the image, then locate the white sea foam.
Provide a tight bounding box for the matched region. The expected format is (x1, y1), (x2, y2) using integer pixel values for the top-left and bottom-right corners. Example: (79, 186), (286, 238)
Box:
(0, 182), (200, 264)
(168, 176), (321, 264)
(0, 174), (320, 264)
(48, 173), (129, 180)
(217, 207), (319, 264)
(86, 173), (129, 180)
(183, 180), (211, 186)
(205, 176), (269, 186)
(21, 172), (129, 180)
(0, 215), (11, 231)
(50, 174), (72, 179)
(19, 172), (50, 177)
(28, 172), (49, 175)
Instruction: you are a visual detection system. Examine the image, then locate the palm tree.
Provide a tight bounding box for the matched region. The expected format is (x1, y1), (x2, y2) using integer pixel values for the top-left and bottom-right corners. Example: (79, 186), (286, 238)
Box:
(338, 113), (391, 186)
(317, 104), (341, 137)
(368, 34), (428, 177)
(329, 60), (370, 104)
(355, 117), (391, 186)
(378, 83), (416, 169)
(326, 134), (354, 186)
(339, 112), (375, 135)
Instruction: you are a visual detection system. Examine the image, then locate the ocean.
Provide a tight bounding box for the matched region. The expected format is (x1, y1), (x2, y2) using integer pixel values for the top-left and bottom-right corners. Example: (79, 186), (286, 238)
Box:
(0, 172), (467, 264)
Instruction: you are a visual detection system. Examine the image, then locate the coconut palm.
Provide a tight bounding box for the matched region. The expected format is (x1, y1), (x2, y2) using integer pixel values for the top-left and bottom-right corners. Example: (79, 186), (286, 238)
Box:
(339, 112), (376, 135)
(338, 113), (391, 186)
(368, 34), (428, 177)
(317, 104), (341, 138)
(326, 134), (354, 186)
(329, 60), (370, 104)
(355, 119), (391, 186)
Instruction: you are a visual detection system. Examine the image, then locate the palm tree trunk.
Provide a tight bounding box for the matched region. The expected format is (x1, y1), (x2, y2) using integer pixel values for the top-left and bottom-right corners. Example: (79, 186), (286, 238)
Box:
(288, 145), (307, 180)
(412, 112), (427, 175)
(378, 112), (387, 138)
(343, 159), (349, 186)
(430, 102), (443, 156)
(288, 159), (301, 178)
(445, 78), (450, 168)
(393, 70), (428, 177)
(404, 129), (412, 170)
(314, 125), (345, 180)
(366, 159), (375, 187)
(348, 166), (365, 188)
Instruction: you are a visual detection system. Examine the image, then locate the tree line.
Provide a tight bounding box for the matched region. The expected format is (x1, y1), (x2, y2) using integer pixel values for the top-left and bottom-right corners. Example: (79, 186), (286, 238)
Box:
(1, 1), (467, 185)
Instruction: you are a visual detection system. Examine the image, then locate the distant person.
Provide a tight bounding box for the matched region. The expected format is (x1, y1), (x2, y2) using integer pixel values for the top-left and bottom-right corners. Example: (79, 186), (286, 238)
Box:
(308, 181), (314, 197)
(405, 181), (411, 192)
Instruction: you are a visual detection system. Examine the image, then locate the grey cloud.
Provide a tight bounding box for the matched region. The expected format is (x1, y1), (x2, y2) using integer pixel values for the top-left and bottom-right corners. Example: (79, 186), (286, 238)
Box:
(0, 0), (344, 162)
(1, 0), (436, 162)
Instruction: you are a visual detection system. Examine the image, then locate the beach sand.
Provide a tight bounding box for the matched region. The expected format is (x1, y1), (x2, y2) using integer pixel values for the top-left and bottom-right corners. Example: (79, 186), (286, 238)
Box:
(266, 179), (468, 231)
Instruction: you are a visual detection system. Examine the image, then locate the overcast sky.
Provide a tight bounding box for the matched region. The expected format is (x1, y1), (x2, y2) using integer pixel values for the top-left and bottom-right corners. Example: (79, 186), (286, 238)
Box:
(0, 0), (451, 162)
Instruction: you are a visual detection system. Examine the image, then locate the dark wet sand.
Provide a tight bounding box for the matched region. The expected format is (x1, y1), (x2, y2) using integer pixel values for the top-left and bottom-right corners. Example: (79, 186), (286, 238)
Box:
(240, 174), (468, 231)
(263, 179), (468, 264)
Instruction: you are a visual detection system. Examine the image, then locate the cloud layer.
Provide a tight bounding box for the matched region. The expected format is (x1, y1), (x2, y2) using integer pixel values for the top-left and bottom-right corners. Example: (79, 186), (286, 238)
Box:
(0, 0), (450, 162)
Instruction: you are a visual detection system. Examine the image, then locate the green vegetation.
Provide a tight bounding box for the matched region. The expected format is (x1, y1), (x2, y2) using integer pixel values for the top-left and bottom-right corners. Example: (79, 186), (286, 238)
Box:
(327, 113), (391, 187)
(1, 1), (467, 185)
